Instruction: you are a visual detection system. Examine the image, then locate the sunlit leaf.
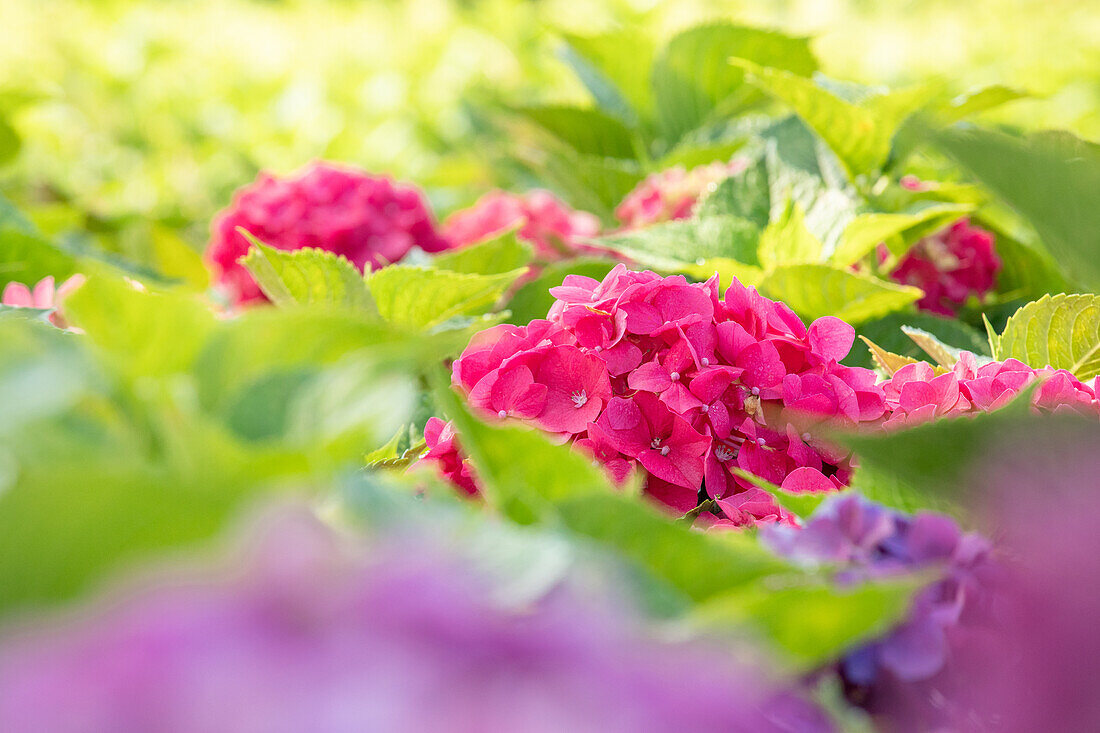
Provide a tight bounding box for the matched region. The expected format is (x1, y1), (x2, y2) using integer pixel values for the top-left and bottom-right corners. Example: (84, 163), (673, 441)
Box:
(993, 293), (1100, 380)
(759, 264), (922, 324)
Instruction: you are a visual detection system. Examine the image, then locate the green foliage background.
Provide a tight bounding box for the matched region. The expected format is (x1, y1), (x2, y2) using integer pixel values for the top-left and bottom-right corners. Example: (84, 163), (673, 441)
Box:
(2, 0), (1097, 258)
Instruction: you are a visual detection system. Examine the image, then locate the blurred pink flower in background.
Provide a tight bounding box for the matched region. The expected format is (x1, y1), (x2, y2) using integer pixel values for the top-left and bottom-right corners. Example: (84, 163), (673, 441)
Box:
(206, 162), (451, 305)
(887, 218), (1001, 316)
(615, 158), (748, 230)
(442, 189), (601, 260)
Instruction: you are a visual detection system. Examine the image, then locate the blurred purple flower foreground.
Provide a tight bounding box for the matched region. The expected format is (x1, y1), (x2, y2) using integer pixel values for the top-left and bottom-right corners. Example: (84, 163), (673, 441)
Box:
(766, 495), (1000, 731)
(949, 433), (1100, 732)
(0, 508), (826, 733)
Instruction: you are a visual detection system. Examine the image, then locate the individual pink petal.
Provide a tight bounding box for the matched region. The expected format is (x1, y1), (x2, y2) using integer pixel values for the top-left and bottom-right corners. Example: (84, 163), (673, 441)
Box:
(808, 316), (855, 362)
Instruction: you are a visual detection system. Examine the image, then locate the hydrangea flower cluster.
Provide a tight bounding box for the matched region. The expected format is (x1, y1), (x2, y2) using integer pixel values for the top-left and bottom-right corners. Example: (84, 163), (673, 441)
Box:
(882, 351), (1099, 429)
(423, 265), (888, 523)
(886, 218), (1001, 316)
(442, 189), (601, 260)
(615, 158), (748, 229)
(1, 274), (86, 329)
(0, 508), (828, 733)
(206, 162), (451, 305)
(764, 494), (1001, 730)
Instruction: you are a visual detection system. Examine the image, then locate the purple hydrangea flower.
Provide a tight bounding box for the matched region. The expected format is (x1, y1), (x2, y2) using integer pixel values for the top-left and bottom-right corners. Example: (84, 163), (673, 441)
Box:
(0, 507), (829, 733)
(764, 494), (1000, 730)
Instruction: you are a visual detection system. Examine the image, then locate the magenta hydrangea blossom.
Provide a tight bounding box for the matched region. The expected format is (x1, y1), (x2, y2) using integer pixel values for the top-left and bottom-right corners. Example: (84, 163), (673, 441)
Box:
(206, 162), (451, 305)
(881, 351), (1099, 429)
(0, 508), (829, 733)
(764, 494), (1001, 732)
(442, 189), (601, 260)
(615, 158), (749, 229)
(887, 218), (1001, 316)
(422, 265), (887, 525)
(1, 275), (86, 329)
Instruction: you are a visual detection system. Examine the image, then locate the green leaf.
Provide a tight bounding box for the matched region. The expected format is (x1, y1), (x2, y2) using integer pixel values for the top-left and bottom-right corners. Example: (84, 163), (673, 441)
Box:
(431, 228), (533, 275)
(696, 155), (770, 228)
(694, 577), (919, 669)
(652, 23), (817, 142)
(737, 61), (924, 178)
(195, 308), (442, 412)
(0, 192), (36, 234)
(149, 226), (210, 291)
(505, 259), (615, 324)
(938, 84), (1028, 123)
(900, 326), (972, 368)
(757, 199), (824, 268)
(993, 294), (1100, 380)
(594, 215), (762, 273)
(366, 265), (524, 331)
(434, 378), (615, 524)
(831, 203), (974, 267)
(0, 228), (78, 290)
(557, 494), (789, 602)
(846, 312), (990, 370)
(758, 264), (922, 325)
(0, 115), (20, 166)
(657, 138), (749, 171)
(240, 239), (376, 313)
(513, 105), (637, 159)
(841, 390), (1039, 504)
(975, 208), (1073, 299)
(935, 128), (1100, 291)
(64, 276), (216, 378)
(560, 31), (656, 124)
(758, 119), (861, 253)
(516, 146), (643, 221)
(858, 336), (922, 376)
(435, 377), (789, 601)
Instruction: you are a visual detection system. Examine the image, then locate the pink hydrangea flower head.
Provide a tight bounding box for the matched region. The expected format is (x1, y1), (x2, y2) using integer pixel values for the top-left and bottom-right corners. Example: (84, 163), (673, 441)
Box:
(1, 274), (86, 329)
(442, 189), (600, 260)
(881, 352), (1100, 429)
(442, 265), (886, 524)
(615, 158), (749, 229)
(207, 162), (450, 305)
(888, 219), (1001, 316)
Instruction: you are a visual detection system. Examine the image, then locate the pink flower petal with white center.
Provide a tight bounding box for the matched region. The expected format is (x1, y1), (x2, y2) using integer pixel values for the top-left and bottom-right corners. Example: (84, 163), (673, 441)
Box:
(808, 316), (855, 362)
(659, 382), (704, 414)
(531, 346), (610, 435)
(780, 466), (836, 494)
(492, 365), (549, 419)
(627, 360), (672, 393)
